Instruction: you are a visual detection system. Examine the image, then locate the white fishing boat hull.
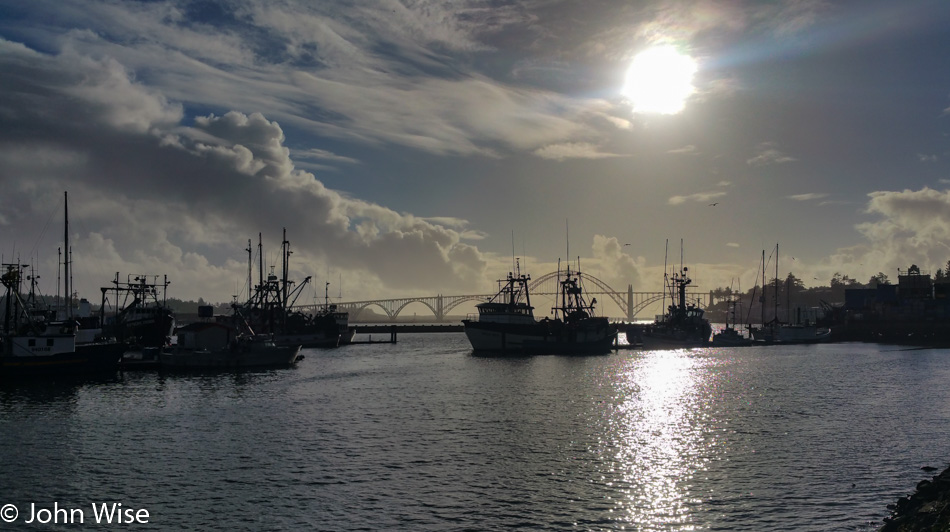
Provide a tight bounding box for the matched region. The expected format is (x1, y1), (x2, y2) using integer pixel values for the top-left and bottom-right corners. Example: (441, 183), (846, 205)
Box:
(463, 320), (616, 355)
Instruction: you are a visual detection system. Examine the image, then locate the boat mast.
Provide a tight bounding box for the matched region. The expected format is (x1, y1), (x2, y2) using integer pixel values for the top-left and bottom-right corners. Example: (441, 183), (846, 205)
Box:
(56, 247), (61, 307)
(520, 260), (531, 311)
(760, 249), (765, 327)
(64, 191), (72, 320)
(258, 233), (263, 304)
(246, 239), (252, 303)
(281, 227), (290, 309)
(662, 239), (668, 315)
(774, 243), (779, 324)
(2, 264), (15, 335)
(679, 239), (686, 311)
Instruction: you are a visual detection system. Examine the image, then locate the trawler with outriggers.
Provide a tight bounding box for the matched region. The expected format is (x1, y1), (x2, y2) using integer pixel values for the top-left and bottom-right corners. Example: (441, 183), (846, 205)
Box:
(226, 229), (353, 348)
(1, 263), (127, 376)
(640, 262), (712, 349)
(462, 261), (617, 355)
(102, 273), (176, 369)
(1, 192), (126, 376)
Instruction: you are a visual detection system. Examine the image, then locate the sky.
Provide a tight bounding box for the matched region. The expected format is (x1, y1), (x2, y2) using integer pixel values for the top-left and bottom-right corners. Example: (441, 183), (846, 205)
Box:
(2, 0), (950, 318)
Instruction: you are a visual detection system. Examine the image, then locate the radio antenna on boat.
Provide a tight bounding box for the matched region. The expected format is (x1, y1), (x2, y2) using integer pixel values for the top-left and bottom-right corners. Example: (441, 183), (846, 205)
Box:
(511, 230), (516, 275)
(565, 219), (570, 270)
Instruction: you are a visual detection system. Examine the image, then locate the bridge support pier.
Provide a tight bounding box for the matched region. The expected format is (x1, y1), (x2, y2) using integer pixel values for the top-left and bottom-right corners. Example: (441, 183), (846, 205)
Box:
(627, 284), (634, 321)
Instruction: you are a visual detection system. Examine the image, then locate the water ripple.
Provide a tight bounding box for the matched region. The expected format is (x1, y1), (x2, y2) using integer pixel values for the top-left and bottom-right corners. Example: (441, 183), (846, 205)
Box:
(2, 336), (949, 530)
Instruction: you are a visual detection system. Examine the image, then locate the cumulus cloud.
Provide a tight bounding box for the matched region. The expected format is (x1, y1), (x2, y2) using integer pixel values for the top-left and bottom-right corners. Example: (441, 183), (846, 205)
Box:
(590, 235), (645, 297)
(0, 37), (492, 301)
(809, 187), (950, 284)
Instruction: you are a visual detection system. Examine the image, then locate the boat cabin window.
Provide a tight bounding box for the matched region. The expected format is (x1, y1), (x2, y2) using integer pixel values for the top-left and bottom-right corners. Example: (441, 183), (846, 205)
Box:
(47, 339), (54, 346)
(28, 339), (36, 347)
(481, 305), (530, 315)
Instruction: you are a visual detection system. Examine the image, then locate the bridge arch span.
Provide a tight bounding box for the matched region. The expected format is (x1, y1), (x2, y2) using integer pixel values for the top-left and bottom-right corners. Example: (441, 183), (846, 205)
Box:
(527, 271), (628, 314)
(295, 272), (708, 321)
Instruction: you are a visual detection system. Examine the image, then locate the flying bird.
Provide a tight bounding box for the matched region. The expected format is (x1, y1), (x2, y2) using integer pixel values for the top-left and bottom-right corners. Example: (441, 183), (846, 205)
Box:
(708, 202), (719, 206)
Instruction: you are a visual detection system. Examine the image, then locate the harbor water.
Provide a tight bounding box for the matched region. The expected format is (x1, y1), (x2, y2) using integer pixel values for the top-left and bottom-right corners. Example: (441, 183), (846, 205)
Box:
(2, 333), (949, 530)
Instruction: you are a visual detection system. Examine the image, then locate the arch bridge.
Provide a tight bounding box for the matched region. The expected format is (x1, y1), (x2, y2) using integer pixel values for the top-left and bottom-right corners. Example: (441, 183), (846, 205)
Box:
(293, 271), (709, 321)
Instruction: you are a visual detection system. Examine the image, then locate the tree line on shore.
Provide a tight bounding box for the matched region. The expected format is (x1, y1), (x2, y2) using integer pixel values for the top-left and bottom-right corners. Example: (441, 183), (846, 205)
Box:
(703, 261), (950, 323)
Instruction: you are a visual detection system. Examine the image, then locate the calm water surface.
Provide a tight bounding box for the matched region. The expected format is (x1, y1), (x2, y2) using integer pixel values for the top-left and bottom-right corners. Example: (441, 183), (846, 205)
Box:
(2, 333), (950, 530)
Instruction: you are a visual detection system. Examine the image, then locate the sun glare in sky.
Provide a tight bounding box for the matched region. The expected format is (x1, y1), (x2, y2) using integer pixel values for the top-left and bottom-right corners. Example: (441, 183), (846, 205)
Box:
(623, 46), (697, 114)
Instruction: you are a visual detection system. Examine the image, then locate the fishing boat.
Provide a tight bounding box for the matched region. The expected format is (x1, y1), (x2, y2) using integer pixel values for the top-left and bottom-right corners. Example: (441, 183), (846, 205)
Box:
(1, 192), (126, 376)
(462, 261), (616, 355)
(641, 263), (712, 349)
(712, 297), (752, 347)
(100, 273), (176, 369)
(2, 264), (127, 376)
(103, 274), (175, 348)
(159, 322), (300, 370)
(229, 230), (348, 348)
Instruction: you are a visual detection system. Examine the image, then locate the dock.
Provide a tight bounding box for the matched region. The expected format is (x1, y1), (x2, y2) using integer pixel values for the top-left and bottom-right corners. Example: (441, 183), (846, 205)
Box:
(346, 324), (463, 345)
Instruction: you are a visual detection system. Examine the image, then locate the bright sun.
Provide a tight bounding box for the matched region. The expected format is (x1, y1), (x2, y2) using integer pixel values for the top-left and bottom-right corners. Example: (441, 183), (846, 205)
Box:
(623, 46), (697, 115)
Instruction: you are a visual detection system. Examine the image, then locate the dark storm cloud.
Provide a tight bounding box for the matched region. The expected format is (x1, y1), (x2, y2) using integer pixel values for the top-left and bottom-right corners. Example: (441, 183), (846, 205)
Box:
(0, 37), (489, 300)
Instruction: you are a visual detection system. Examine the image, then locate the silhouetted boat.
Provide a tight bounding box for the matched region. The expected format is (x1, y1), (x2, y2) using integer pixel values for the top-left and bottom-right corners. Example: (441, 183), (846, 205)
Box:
(641, 258), (711, 349)
(712, 294), (752, 346)
(101, 273), (176, 369)
(228, 230), (349, 348)
(1, 192), (126, 376)
(712, 325), (752, 346)
(104, 273), (175, 349)
(747, 244), (831, 344)
(462, 262), (616, 355)
(159, 322), (300, 370)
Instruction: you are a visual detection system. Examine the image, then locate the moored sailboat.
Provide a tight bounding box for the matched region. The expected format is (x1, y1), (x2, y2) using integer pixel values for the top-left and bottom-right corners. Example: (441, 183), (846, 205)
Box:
(747, 244), (831, 344)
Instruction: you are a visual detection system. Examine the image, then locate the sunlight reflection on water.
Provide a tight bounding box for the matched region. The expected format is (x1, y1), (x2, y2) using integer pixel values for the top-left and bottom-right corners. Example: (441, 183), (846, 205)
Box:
(5, 338), (950, 530)
(604, 349), (729, 530)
